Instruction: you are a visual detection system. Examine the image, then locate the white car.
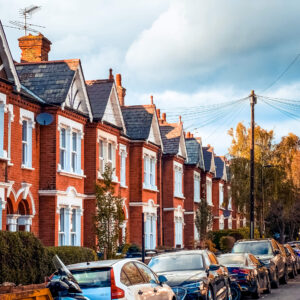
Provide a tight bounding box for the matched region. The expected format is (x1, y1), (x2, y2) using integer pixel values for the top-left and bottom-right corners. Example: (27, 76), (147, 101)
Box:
(66, 259), (176, 300)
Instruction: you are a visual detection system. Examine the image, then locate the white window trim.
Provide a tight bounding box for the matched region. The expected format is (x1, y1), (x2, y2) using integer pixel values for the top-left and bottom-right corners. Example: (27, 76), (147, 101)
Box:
(219, 183), (224, 208)
(143, 152), (158, 192)
(57, 116), (84, 177)
(0, 93), (8, 161)
(228, 186), (232, 210)
(119, 144), (127, 188)
(174, 162), (184, 198)
(194, 171), (201, 203)
(206, 177), (213, 205)
(7, 104), (14, 165)
(19, 108), (34, 169)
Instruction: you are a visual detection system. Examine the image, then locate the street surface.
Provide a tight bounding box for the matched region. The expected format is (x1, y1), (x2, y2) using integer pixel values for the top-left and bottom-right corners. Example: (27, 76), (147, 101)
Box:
(243, 276), (300, 300)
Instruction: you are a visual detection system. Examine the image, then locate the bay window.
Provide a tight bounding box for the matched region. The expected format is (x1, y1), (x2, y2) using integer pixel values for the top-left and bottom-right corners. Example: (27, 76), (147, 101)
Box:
(219, 184), (224, 208)
(143, 154), (157, 190)
(206, 178), (212, 205)
(144, 215), (156, 250)
(59, 207), (66, 246)
(60, 128), (66, 170)
(119, 144), (127, 187)
(98, 138), (117, 180)
(71, 132), (77, 172)
(174, 165), (183, 198)
(194, 172), (200, 202)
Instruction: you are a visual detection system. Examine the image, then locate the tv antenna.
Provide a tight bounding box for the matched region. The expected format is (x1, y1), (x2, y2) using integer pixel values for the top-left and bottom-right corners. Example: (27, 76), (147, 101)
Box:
(5, 5), (45, 36)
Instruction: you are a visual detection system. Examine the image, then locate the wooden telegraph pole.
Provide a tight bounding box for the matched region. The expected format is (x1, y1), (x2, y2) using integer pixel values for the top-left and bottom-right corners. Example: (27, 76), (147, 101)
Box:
(250, 90), (257, 239)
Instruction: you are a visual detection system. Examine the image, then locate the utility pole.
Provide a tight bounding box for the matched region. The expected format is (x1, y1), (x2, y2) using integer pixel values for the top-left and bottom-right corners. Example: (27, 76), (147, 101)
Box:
(250, 90), (257, 239)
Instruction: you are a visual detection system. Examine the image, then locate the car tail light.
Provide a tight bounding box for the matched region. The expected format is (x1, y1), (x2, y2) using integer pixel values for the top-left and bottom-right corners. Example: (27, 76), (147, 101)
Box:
(232, 268), (250, 275)
(111, 269), (125, 299)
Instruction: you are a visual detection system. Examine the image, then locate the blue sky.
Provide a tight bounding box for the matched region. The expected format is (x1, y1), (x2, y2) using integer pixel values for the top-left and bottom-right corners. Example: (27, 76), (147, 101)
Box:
(1, 0), (300, 155)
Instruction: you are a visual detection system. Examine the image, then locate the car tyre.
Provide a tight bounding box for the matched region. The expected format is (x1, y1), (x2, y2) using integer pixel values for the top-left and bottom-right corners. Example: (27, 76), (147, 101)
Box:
(293, 264), (297, 278)
(252, 278), (261, 299)
(264, 274), (271, 294)
(280, 267), (288, 284)
(271, 269), (279, 289)
(206, 286), (214, 300)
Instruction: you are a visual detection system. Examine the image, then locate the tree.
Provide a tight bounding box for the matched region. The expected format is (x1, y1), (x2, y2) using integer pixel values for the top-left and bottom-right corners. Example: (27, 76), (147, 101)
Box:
(195, 199), (213, 248)
(94, 165), (124, 259)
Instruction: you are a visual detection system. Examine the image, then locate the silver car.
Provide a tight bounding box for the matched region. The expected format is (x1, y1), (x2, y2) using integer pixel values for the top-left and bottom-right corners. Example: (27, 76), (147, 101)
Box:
(66, 259), (175, 300)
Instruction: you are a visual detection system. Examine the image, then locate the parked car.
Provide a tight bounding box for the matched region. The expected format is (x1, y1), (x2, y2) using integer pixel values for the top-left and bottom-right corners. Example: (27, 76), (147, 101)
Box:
(52, 258), (175, 300)
(231, 239), (287, 288)
(148, 250), (232, 300)
(284, 244), (299, 277)
(218, 253), (271, 298)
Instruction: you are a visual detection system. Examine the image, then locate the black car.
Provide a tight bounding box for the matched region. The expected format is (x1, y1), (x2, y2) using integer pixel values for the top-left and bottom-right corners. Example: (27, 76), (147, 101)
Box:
(283, 244), (298, 278)
(232, 239), (286, 288)
(218, 253), (271, 298)
(148, 250), (231, 300)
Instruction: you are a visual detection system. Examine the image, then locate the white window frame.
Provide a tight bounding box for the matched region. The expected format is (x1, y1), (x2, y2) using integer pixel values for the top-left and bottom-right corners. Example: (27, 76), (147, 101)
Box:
(99, 139), (105, 174)
(0, 93), (8, 160)
(194, 172), (200, 203)
(119, 144), (127, 187)
(144, 214), (156, 250)
(70, 208), (77, 246)
(175, 217), (183, 248)
(219, 183), (224, 208)
(219, 215), (224, 230)
(60, 127), (67, 171)
(174, 162), (183, 198)
(59, 207), (66, 246)
(206, 177), (213, 205)
(57, 116), (83, 176)
(71, 132), (78, 173)
(143, 149), (157, 191)
(228, 186), (232, 210)
(19, 108), (34, 169)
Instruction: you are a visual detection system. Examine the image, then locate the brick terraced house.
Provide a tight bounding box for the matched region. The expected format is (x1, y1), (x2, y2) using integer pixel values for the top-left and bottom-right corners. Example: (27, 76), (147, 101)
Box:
(0, 22), (243, 249)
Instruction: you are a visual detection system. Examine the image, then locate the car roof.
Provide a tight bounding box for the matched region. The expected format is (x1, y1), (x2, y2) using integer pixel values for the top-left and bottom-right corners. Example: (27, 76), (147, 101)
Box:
(218, 253), (249, 257)
(235, 239), (273, 243)
(152, 250), (207, 258)
(67, 258), (136, 270)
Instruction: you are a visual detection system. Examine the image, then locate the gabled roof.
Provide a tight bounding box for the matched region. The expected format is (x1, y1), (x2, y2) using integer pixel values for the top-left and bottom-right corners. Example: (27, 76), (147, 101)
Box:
(185, 137), (205, 169)
(15, 60), (78, 104)
(15, 59), (93, 121)
(215, 156), (227, 180)
(202, 146), (216, 175)
(0, 21), (21, 91)
(160, 122), (187, 157)
(121, 105), (162, 147)
(86, 80), (113, 120)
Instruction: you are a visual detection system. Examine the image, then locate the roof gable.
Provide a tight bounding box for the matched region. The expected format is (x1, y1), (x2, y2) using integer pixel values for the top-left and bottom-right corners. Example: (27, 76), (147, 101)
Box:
(0, 21), (21, 91)
(148, 109), (163, 148)
(203, 147), (216, 175)
(215, 156), (227, 180)
(185, 137), (205, 170)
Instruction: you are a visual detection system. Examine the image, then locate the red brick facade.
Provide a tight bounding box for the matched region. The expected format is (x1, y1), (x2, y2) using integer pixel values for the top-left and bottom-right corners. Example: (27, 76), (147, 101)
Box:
(0, 27), (243, 251)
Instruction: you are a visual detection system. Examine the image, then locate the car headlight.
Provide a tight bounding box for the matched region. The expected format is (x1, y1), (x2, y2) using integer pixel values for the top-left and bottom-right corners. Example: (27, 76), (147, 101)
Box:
(183, 281), (204, 291)
(261, 259), (271, 266)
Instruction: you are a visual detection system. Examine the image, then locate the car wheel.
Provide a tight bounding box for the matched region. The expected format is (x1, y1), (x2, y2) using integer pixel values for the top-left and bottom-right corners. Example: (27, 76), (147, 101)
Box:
(290, 265), (296, 279)
(264, 274), (271, 294)
(252, 278), (261, 299)
(230, 284), (241, 300)
(206, 286), (214, 300)
(280, 267), (288, 284)
(271, 269), (279, 289)
(293, 265), (298, 278)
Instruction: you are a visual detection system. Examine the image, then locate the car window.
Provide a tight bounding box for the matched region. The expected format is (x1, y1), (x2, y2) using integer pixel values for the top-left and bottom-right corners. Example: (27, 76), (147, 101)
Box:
(232, 241), (273, 255)
(122, 262), (144, 285)
(208, 253), (218, 265)
(218, 254), (246, 265)
(120, 270), (131, 286)
(135, 263), (158, 284)
(71, 267), (111, 288)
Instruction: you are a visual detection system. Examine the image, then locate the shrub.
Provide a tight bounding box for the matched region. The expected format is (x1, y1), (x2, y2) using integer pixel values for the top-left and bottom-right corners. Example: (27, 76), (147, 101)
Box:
(220, 236), (236, 253)
(0, 231), (98, 285)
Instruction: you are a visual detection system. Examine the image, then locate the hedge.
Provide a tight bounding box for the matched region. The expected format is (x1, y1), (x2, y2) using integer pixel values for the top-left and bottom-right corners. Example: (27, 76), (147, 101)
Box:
(208, 227), (260, 250)
(0, 231), (97, 285)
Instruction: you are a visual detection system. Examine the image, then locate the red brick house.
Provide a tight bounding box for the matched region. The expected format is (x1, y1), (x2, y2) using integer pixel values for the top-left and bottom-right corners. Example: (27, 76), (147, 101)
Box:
(159, 114), (187, 248)
(184, 133), (205, 248)
(121, 100), (163, 249)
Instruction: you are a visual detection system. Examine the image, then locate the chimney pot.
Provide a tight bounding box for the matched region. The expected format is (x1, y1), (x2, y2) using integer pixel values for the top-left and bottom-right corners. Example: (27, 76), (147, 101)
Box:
(162, 113), (166, 122)
(116, 73), (121, 86)
(156, 109), (160, 119)
(109, 68), (114, 80)
(18, 33), (51, 62)
(179, 115), (182, 124)
(115, 73), (126, 106)
(187, 132), (191, 138)
(150, 95), (153, 105)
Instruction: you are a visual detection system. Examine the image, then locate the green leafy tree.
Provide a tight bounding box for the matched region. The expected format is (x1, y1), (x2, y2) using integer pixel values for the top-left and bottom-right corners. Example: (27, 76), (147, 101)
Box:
(195, 199), (213, 248)
(94, 165), (124, 259)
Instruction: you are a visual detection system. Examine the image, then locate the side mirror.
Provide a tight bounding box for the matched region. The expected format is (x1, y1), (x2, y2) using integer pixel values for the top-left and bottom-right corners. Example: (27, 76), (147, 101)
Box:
(209, 264), (220, 272)
(274, 249), (280, 255)
(158, 275), (168, 285)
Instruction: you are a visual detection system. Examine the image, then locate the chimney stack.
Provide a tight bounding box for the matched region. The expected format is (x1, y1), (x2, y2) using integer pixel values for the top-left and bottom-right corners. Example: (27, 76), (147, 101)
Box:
(162, 113), (166, 122)
(115, 73), (126, 106)
(186, 132), (191, 138)
(156, 109), (161, 119)
(109, 68), (114, 80)
(18, 33), (51, 62)
(150, 95), (153, 105)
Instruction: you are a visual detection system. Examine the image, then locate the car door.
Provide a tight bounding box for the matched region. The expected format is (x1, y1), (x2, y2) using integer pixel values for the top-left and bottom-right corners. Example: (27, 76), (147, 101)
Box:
(135, 262), (169, 300)
(121, 262), (151, 300)
(272, 240), (285, 277)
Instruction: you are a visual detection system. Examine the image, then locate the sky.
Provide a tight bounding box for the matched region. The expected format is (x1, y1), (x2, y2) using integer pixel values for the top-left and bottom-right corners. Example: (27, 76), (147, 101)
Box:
(1, 0), (300, 155)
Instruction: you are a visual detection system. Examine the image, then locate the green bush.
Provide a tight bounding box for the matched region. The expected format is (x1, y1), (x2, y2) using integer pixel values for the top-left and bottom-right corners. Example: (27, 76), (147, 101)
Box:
(209, 227), (260, 250)
(220, 236), (236, 253)
(0, 231), (98, 285)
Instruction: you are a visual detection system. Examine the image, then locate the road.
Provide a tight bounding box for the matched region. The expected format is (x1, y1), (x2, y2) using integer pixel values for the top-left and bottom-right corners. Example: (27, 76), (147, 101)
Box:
(243, 276), (300, 300)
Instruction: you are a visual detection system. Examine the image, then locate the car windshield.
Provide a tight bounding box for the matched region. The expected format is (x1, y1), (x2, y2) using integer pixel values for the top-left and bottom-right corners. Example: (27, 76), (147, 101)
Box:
(232, 242), (273, 255)
(218, 254), (246, 265)
(148, 254), (204, 272)
(71, 268), (111, 288)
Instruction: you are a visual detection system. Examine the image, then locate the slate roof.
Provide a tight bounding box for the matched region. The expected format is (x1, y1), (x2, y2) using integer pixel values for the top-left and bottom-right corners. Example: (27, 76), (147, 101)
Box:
(15, 60), (79, 104)
(86, 80), (113, 120)
(121, 105), (155, 140)
(215, 156), (225, 179)
(202, 147), (212, 172)
(185, 137), (205, 169)
(160, 123), (182, 155)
